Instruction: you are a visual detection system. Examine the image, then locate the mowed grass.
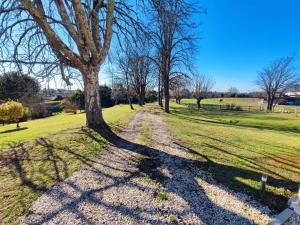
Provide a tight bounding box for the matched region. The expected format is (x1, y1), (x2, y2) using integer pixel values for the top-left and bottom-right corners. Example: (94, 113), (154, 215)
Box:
(0, 104), (140, 146)
(0, 104), (140, 224)
(161, 100), (300, 211)
(182, 98), (300, 113)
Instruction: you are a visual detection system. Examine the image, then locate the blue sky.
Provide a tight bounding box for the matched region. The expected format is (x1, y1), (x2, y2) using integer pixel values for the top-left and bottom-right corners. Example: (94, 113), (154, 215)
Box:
(194, 0), (300, 92)
(50, 0), (300, 92)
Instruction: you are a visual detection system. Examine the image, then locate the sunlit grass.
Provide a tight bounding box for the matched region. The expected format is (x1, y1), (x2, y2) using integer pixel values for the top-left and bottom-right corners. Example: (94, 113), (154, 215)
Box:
(0, 104), (141, 224)
(161, 100), (300, 211)
(0, 104), (140, 146)
(182, 97), (300, 113)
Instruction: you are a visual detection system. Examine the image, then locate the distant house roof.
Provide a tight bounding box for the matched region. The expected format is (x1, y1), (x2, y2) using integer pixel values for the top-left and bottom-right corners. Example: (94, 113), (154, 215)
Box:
(285, 92), (300, 97)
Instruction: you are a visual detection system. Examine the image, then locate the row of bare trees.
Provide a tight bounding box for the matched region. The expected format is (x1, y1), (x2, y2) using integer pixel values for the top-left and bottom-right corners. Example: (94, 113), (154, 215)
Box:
(0, 0), (146, 133)
(115, 38), (154, 109)
(0, 0), (223, 133)
(0, 0), (204, 133)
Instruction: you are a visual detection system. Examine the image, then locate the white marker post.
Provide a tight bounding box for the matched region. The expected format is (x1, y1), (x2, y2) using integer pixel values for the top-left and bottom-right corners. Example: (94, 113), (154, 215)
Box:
(261, 175), (268, 193)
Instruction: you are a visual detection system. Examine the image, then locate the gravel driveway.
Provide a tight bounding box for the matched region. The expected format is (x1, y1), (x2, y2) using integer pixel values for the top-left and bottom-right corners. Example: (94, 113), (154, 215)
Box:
(21, 106), (273, 225)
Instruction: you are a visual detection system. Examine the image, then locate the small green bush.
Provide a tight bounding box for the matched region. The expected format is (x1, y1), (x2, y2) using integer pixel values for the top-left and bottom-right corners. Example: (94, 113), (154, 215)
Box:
(157, 191), (169, 201)
(0, 100), (25, 127)
(168, 214), (177, 222)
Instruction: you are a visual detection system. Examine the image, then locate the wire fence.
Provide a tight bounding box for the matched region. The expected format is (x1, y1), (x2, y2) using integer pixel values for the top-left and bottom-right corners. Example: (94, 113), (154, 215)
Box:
(186, 103), (299, 113)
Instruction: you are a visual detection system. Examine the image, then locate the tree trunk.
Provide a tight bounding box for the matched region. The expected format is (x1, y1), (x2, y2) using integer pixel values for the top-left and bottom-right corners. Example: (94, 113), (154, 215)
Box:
(128, 96), (134, 110)
(83, 68), (108, 132)
(158, 73), (161, 106)
(270, 97), (275, 111)
(138, 94), (143, 106)
(267, 95), (274, 111)
(125, 72), (134, 110)
(164, 83), (170, 113)
(159, 88), (163, 107)
(141, 86), (146, 105)
(197, 99), (201, 110)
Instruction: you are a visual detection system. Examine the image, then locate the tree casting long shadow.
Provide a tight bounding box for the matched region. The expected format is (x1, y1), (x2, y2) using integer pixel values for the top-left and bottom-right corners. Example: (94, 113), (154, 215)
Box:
(1, 123), (275, 224)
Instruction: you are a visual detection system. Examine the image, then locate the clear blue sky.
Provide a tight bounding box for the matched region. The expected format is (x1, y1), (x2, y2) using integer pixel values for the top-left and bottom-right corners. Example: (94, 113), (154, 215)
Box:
(194, 0), (300, 92)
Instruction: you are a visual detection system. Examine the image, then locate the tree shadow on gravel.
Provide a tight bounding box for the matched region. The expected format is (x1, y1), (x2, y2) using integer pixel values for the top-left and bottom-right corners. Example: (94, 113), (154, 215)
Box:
(22, 128), (274, 225)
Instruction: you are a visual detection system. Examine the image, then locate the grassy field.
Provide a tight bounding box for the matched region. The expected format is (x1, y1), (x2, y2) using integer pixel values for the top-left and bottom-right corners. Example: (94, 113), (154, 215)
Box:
(0, 104), (140, 224)
(182, 98), (300, 113)
(0, 104), (139, 146)
(161, 100), (300, 212)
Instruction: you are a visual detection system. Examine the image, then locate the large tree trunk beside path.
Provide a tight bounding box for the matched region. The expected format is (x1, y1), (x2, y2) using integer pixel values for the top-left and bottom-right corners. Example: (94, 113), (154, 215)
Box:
(82, 67), (109, 133)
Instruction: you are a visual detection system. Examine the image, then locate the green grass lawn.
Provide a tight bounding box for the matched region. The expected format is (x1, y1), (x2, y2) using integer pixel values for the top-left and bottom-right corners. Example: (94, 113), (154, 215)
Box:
(0, 104), (139, 146)
(161, 100), (300, 212)
(0, 104), (140, 224)
(182, 98), (300, 113)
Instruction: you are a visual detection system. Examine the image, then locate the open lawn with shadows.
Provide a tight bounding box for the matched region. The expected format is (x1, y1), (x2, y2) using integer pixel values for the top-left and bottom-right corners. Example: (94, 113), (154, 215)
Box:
(171, 104), (300, 134)
(0, 104), (141, 146)
(0, 104), (141, 224)
(0, 129), (107, 224)
(0, 127), (28, 134)
(161, 102), (300, 212)
(22, 109), (272, 225)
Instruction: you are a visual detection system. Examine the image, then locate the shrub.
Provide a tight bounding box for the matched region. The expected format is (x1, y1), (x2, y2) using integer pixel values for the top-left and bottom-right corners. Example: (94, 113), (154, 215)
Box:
(43, 101), (63, 115)
(30, 103), (49, 119)
(0, 72), (40, 101)
(145, 90), (158, 103)
(157, 192), (169, 201)
(70, 90), (85, 111)
(61, 98), (80, 114)
(100, 85), (114, 107)
(0, 100), (25, 128)
(167, 214), (177, 222)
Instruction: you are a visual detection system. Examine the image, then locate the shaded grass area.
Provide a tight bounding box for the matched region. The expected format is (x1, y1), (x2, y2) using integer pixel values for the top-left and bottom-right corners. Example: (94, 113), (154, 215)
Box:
(0, 104), (140, 224)
(161, 101), (300, 211)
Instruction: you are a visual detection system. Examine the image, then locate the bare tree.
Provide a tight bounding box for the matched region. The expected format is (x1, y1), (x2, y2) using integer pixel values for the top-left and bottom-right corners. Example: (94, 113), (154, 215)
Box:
(256, 56), (299, 111)
(192, 73), (214, 109)
(115, 49), (135, 110)
(0, 0), (140, 133)
(170, 73), (189, 104)
(228, 87), (239, 94)
(143, 0), (200, 113)
(128, 52), (153, 106)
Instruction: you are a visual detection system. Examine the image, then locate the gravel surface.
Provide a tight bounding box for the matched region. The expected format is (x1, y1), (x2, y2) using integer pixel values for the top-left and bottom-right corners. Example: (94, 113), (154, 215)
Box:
(21, 106), (273, 225)
(284, 213), (300, 225)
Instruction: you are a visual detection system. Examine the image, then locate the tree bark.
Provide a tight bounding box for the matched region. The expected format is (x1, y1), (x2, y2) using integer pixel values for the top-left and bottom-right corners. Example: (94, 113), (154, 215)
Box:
(125, 72), (134, 110)
(197, 99), (201, 110)
(127, 95), (134, 110)
(158, 73), (161, 106)
(164, 78), (170, 113)
(141, 86), (145, 105)
(83, 68), (108, 132)
(159, 86), (163, 107)
(138, 96), (142, 106)
(267, 95), (274, 111)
